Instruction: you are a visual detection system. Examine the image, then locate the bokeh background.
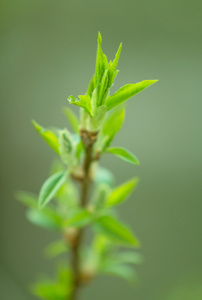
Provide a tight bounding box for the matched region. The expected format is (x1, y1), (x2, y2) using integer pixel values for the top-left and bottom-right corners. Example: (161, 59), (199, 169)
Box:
(0, 0), (202, 299)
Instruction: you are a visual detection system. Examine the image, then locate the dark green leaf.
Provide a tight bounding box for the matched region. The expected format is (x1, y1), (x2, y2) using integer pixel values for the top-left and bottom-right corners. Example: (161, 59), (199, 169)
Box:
(39, 171), (68, 209)
(106, 177), (138, 207)
(106, 80), (158, 110)
(63, 107), (79, 133)
(107, 147), (140, 165)
(96, 215), (140, 247)
(32, 120), (60, 154)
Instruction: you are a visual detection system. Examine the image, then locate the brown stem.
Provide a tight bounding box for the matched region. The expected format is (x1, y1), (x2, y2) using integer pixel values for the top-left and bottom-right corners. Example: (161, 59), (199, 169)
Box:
(69, 130), (97, 300)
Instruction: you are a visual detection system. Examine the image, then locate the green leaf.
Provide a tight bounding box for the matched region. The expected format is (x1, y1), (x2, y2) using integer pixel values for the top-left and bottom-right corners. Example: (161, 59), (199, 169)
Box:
(86, 74), (95, 97)
(112, 252), (144, 265)
(16, 191), (38, 209)
(95, 166), (115, 187)
(65, 209), (93, 228)
(97, 69), (109, 106)
(59, 129), (74, 165)
(45, 240), (68, 259)
(108, 43), (122, 87)
(107, 147), (140, 165)
(106, 177), (138, 207)
(106, 80), (158, 110)
(63, 107), (79, 133)
(39, 171), (68, 209)
(96, 215), (140, 247)
(100, 263), (136, 282)
(32, 120), (60, 154)
(26, 209), (62, 230)
(100, 107), (125, 151)
(95, 32), (107, 86)
(68, 94), (92, 116)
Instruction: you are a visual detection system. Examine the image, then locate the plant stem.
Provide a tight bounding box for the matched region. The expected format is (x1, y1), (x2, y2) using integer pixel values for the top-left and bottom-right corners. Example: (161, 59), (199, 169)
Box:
(70, 130), (97, 300)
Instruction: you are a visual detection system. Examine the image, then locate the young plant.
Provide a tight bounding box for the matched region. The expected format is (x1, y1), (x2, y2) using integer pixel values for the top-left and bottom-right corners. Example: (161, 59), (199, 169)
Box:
(17, 32), (158, 300)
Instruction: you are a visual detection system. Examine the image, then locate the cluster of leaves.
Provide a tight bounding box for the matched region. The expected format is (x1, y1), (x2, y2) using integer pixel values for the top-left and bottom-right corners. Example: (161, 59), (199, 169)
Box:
(17, 32), (157, 300)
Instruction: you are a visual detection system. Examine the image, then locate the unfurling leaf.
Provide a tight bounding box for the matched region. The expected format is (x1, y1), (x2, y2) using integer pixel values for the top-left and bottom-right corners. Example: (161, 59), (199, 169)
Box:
(107, 147), (140, 165)
(106, 80), (158, 110)
(32, 120), (60, 154)
(63, 107), (79, 133)
(106, 177), (138, 207)
(39, 171), (68, 209)
(68, 94), (92, 116)
(96, 215), (140, 247)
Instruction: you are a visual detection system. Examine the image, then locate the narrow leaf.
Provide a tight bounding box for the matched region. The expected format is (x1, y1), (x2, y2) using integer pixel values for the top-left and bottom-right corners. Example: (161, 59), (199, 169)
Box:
(16, 191), (38, 209)
(32, 120), (60, 154)
(100, 263), (136, 281)
(59, 129), (74, 165)
(65, 209), (92, 228)
(107, 147), (140, 165)
(108, 43), (122, 87)
(106, 80), (158, 110)
(96, 215), (140, 247)
(106, 177), (138, 207)
(100, 107), (125, 151)
(112, 252), (144, 265)
(86, 74), (95, 97)
(26, 209), (61, 230)
(63, 108), (79, 133)
(39, 171), (68, 209)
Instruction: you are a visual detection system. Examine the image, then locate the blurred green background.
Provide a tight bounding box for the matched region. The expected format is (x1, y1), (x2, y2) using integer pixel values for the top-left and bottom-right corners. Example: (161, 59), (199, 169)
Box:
(0, 0), (202, 299)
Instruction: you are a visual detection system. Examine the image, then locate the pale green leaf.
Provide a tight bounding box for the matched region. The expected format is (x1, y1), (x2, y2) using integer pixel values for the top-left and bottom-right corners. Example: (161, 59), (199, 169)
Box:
(107, 147), (140, 165)
(63, 107), (79, 133)
(100, 263), (136, 281)
(106, 177), (138, 207)
(65, 209), (93, 228)
(39, 171), (68, 209)
(96, 215), (140, 247)
(112, 252), (144, 265)
(59, 129), (74, 165)
(16, 191), (38, 209)
(68, 94), (92, 116)
(32, 120), (60, 154)
(106, 80), (158, 110)
(45, 240), (68, 259)
(98, 69), (109, 106)
(95, 166), (115, 187)
(108, 43), (122, 87)
(86, 74), (95, 97)
(26, 209), (62, 230)
(95, 32), (106, 86)
(100, 107), (125, 151)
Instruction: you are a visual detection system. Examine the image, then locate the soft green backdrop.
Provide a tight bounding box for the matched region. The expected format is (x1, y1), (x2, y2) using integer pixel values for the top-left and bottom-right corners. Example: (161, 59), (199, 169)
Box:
(0, 0), (202, 299)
